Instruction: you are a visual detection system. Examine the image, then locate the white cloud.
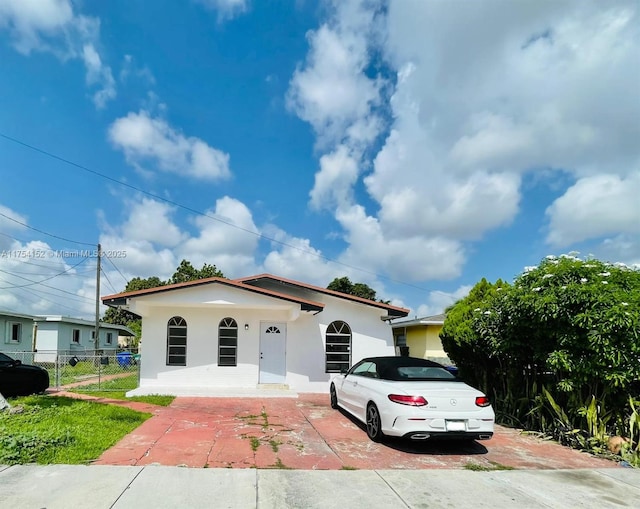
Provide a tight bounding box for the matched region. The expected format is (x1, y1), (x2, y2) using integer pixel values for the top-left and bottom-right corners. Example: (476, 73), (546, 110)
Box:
(336, 205), (465, 282)
(370, 126), (521, 240)
(0, 238), (98, 317)
(546, 173), (640, 247)
(119, 54), (155, 85)
(0, 0), (116, 108)
(99, 198), (195, 282)
(383, 0), (639, 175)
(0, 0), (73, 54)
(196, 0), (249, 22)
(289, 0), (640, 288)
(179, 197), (260, 276)
(599, 234), (640, 268)
(108, 110), (231, 181)
(98, 196), (263, 285)
(261, 226), (338, 286)
(119, 199), (186, 248)
(0, 205), (28, 250)
(309, 145), (360, 211)
(100, 233), (177, 283)
(82, 44), (115, 109)
(0, 203), (101, 317)
(287, 0), (383, 148)
(415, 285), (473, 318)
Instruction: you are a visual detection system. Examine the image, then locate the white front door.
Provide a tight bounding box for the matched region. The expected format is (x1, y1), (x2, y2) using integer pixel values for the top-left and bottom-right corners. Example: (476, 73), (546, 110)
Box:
(259, 322), (286, 384)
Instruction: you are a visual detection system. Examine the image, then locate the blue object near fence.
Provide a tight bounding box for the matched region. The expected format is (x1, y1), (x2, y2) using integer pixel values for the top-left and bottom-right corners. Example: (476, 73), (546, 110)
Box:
(116, 351), (133, 367)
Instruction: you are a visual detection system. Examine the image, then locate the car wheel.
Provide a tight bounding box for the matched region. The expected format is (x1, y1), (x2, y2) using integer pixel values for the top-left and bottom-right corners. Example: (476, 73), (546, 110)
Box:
(330, 383), (339, 409)
(366, 403), (384, 442)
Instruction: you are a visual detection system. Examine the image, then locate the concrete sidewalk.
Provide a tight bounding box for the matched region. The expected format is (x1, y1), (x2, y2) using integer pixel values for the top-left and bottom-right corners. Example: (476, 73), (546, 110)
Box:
(1, 464), (639, 509)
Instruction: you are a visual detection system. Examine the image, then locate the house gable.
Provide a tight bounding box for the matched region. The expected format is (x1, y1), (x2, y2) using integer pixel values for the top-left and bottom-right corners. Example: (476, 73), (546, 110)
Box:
(234, 274), (409, 319)
(102, 277), (325, 317)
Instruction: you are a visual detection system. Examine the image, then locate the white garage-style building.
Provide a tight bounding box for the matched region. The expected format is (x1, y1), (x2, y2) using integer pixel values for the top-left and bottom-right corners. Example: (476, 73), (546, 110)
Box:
(102, 274), (409, 396)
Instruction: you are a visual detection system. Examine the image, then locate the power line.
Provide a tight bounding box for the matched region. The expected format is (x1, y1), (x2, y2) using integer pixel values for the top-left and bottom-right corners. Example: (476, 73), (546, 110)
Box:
(100, 266), (117, 294)
(1, 267), (94, 277)
(103, 254), (129, 287)
(0, 210), (94, 247)
(0, 230), (29, 245)
(0, 267), (95, 300)
(0, 257), (90, 289)
(7, 285), (93, 316)
(0, 274), (94, 307)
(0, 132), (431, 293)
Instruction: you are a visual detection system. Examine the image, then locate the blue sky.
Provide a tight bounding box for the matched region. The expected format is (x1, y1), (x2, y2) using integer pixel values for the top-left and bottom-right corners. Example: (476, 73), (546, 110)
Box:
(0, 0), (638, 320)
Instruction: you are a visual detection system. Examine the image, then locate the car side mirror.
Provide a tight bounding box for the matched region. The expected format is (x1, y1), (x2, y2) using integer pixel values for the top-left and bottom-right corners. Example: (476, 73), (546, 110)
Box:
(340, 367), (349, 375)
(12, 359), (22, 366)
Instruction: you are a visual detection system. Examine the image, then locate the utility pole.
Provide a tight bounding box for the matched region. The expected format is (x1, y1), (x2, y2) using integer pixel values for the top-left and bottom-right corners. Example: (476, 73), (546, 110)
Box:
(94, 243), (101, 357)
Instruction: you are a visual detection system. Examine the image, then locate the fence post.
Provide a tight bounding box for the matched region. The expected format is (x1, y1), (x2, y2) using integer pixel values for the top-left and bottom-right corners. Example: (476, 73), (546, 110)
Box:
(55, 352), (60, 389)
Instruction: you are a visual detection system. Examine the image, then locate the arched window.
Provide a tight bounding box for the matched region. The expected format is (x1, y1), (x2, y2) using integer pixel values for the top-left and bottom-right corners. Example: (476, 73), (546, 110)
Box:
(325, 320), (351, 373)
(167, 316), (187, 366)
(218, 317), (238, 366)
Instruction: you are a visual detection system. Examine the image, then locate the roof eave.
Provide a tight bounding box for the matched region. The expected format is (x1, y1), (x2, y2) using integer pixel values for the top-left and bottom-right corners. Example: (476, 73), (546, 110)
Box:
(235, 274), (410, 316)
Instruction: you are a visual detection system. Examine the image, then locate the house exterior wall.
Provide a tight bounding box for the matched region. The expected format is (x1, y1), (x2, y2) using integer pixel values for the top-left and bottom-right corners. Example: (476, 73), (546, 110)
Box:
(405, 324), (449, 364)
(33, 321), (120, 358)
(134, 288), (395, 394)
(0, 314), (34, 353)
(287, 297), (394, 392)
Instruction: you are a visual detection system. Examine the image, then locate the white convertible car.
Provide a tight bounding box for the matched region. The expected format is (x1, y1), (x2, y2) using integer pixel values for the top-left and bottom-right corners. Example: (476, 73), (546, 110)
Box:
(329, 356), (495, 442)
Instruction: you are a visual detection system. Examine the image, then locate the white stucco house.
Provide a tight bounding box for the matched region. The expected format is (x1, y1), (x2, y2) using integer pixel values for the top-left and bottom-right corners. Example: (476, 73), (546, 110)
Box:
(2, 311), (134, 362)
(1, 310), (37, 353)
(102, 274), (409, 396)
(33, 316), (134, 362)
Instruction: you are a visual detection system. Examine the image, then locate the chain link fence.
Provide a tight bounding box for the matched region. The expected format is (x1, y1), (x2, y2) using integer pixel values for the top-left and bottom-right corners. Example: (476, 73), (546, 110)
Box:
(8, 349), (140, 392)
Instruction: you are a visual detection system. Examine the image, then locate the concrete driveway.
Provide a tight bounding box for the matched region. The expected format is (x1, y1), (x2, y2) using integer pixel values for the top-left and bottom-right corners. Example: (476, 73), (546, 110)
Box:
(82, 393), (619, 470)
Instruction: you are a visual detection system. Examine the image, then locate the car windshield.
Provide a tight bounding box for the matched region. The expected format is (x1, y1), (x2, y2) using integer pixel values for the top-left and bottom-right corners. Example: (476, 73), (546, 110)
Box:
(395, 366), (456, 380)
(374, 358), (460, 381)
(0, 352), (14, 363)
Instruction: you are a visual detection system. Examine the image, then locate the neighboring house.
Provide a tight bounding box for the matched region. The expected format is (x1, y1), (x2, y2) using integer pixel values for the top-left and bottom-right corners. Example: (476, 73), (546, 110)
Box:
(102, 274), (409, 395)
(1, 310), (36, 353)
(33, 316), (134, 362)
(391, 314), (450, 365)
(118, 334), (133, 348)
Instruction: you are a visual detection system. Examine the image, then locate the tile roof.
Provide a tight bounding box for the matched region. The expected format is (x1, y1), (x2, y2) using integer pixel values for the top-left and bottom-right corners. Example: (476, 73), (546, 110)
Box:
(102, 273), (409, 318)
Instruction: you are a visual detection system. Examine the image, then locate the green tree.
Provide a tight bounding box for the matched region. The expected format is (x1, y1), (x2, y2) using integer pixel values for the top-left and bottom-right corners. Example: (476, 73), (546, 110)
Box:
(168, 260), (224, 284)
(327, 276), (378, 301)
(439, 278), (509, 392)
(126, 276), (165, 291)
(490, 256), (640, 404)
(442, 254), (640, 436)
(125, 319), (142, 348)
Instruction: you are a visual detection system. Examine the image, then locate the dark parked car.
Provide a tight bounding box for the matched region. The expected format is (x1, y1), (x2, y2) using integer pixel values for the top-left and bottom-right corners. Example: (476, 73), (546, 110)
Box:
(0, 352), (50, 397)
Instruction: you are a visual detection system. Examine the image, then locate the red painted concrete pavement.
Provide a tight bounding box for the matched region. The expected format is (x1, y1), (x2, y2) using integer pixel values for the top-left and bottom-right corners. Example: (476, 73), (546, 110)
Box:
(78, 394), (621, 470)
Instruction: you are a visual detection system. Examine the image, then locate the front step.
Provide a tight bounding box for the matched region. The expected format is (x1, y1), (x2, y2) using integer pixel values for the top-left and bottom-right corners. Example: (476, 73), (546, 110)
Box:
(257, 383), (290, 390)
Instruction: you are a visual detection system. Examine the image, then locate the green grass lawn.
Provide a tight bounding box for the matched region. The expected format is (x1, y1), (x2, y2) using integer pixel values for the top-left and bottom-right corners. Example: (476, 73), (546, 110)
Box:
(72, 390), (175, 407)
(70, 372), (139, 392)
(45, 360), (139, 387)
(70, 374), (175, 406)
(0, 395), (151, 465)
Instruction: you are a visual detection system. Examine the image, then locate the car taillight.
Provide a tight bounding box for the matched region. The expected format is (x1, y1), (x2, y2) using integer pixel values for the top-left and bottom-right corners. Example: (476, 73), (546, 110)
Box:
(388, 394), (428, 406)
(475, 396), (491, 407)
